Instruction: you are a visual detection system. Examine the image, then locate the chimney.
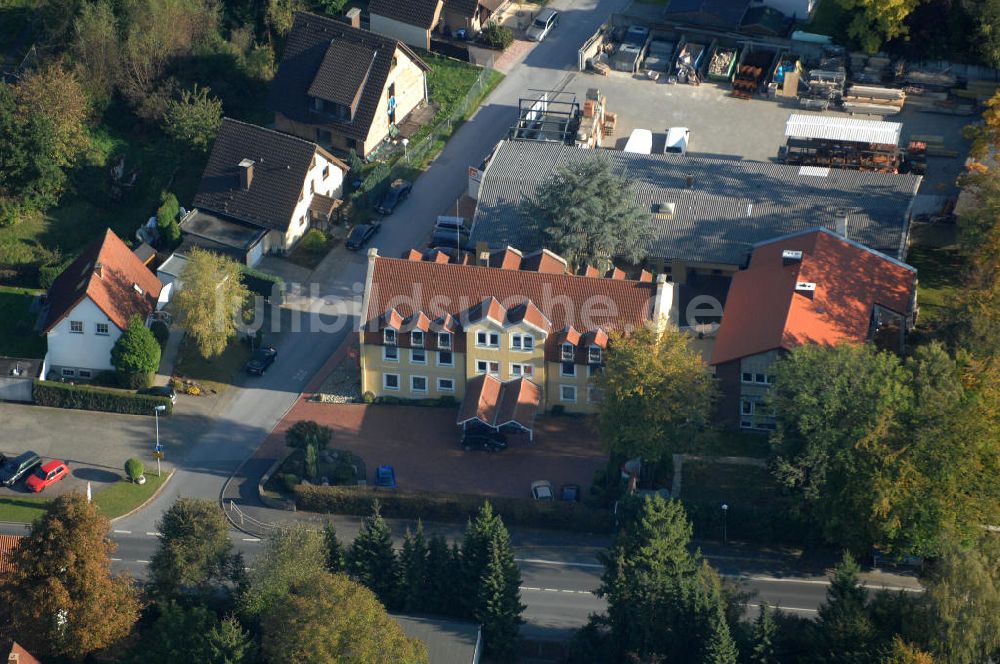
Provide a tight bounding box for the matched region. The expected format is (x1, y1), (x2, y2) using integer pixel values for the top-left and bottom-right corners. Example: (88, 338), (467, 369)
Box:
(239, 159), (255, 191)
(345, 7), (361, 28)
(475, 241), (490, 266)
(795, 281), (817, 298)
(782, 249), (803, 266)
(686, 174), (694, 189)
(94, 262), (104, 279)
(836, 215), (848, 238)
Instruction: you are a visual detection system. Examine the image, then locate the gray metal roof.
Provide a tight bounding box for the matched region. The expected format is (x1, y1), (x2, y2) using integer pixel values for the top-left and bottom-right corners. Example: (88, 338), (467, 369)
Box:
(785, 114), (902, 146)
(470, 140), (921, 266)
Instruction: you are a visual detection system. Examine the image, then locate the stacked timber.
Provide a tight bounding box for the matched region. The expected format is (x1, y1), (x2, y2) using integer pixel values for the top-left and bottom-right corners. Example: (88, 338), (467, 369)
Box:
(901, 68), (957, 90)
(849, 53), (891, 83)
(800, 67), (845, 110)
(842, 84), (905, 115)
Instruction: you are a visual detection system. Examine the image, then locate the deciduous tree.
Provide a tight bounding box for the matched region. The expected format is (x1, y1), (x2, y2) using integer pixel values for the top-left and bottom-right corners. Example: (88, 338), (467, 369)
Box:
(522, 157), (652, 271)
(163, 84), (224, 152)
(882, 637), (936, 664)
(836, 0), (922, 53)
(0, 493), (140, 659)
(239, 525), (327, 620)
(156, 191), (182, 246)
(174, 247), (249, 358)
(111, 315), (162, 388)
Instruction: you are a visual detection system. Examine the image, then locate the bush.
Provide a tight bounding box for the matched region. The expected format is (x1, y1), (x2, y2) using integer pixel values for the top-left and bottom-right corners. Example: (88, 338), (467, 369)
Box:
(240, 265), (284, 298)
(362, 391), (375, 404)
(150, 320), (170, 349)
(111, 316), (161, 387)
(156, 192), (181, 247)
(125, 458), (144, 482)
(294, 485), (615, 533)
(482, 21), (514, 50)
(282, 473), (300, 492)
(34, 381), (173, 416)
(299, 228), (329, 254)
(550, 404), (565, 415)
(162, 84), (223, 152)
(118, 371), (154, 390)
(39, 259), (71, 290)
(330, 465), (357, 485)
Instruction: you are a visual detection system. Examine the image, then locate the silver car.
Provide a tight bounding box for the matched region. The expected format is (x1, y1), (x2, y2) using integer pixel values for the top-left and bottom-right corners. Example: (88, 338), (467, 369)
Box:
(526, 8), (559, 42)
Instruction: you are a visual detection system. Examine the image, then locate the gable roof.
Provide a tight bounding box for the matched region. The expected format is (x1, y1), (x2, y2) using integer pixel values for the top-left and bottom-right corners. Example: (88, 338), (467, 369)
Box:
(445, 0), (482, 19)
(471, 140), (921, 266)
(43, 229), (162, 333)
(458, 375), (541, 431)
(0, 534), (21, 577)
(269, 12), (430, 142)
(710, 228), (917, 365)
(370, 0), (442, 29)
(194, 118), (345, 233)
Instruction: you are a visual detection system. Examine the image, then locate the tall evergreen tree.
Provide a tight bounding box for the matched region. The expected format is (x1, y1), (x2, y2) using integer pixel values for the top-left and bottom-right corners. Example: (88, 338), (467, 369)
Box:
(400, 523), (430, 613)
(702, 604), (739, 664)
(324, 521), (346, 573)
(425, 533), (461, 617)
(206, 615), (254, 664)
(814, 552), (875, 664)
(750, 602), (779, 664)
(348, 500), (400, 608)
(475, 529), (525, 662)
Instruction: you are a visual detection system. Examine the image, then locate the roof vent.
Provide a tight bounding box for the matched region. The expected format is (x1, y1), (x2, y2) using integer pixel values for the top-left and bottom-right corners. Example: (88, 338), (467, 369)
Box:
(837, 215), (848, 238)
(746, 202), (753, 217)
(239, 159), (255, 190)
(795, 281), (816, 296)
(133, 283), (144, 295)
(94, 262), (104, 279)
(686, 174), (695, 189)
(652, 202), (675, 216)
(782, 250), (803, 265)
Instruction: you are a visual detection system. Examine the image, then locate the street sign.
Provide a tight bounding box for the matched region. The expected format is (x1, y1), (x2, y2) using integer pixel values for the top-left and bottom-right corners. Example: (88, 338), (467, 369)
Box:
(153, 451), (164, 460)
(154, 442), (162, 453)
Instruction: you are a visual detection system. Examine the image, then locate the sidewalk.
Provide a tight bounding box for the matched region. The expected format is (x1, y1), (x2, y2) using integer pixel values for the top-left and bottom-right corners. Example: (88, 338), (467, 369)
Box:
(154, 325), (184, 387)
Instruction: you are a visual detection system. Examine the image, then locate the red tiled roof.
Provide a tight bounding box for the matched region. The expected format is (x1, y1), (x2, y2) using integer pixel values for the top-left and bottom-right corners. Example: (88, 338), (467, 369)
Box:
(6, 642), (41, 664)
(458, 375), (541, 431)
(43, 229), (162, 333)
(639, 270), (653, 283)
(607, 267), (626, 280)
(710, 229), (917, 365)
(582, 265), (600, 278)
(405, 249), (423, 261)
(489, 247), (523, 270)
(521, 249), (567, 274)
(0, 534), (22, 577)
(506, 300), (551, 332)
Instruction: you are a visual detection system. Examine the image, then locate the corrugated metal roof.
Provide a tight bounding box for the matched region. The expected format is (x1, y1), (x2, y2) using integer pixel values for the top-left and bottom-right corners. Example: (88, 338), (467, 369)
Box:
(784, 114), (902, 146)
(471, 140), (920, 266)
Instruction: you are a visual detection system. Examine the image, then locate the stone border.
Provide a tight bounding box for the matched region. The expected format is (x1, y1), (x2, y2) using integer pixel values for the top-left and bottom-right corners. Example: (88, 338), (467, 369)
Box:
(258, 453), (297, 511)
(111, 470), (176, 523)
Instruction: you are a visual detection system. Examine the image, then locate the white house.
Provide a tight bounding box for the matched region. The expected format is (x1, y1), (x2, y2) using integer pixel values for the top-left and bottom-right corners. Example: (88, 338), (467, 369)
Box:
(42, 229), (163, 379)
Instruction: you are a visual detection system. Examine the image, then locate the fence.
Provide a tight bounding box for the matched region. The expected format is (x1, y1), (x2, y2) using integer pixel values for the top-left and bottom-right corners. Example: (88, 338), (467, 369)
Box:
(227, 500), (292, 538)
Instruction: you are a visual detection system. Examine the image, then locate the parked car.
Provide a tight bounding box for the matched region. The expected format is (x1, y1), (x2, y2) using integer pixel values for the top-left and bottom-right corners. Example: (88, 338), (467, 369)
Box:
(346, 222), (381, 251)
(375, 179), (412, 215)
(462, 431), (508, 452)
(526, 8), (559, 42)
(560, 483), (581, 502)
(0, 451), (42, 487)
(245, 346), (278, 375)
(138, 385), (177, 404)
(375, 465), (397, 488)
(429, 228), (472, 252)
(26, 460), (69, 493)
(531, 480), (554, 501)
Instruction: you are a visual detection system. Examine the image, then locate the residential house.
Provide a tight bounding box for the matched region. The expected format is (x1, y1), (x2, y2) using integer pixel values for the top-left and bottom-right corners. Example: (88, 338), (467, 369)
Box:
(3, 642), (40, 664)
(190, 118), (347, 261)
(470, 139), (921, 282)
(393, 615), (482, 664)
(41, 229), (164, 380)
(269, 12), (431, 158)
(359, 247), (677, 420)
(709, 228), (918, 430)
(0, 535), (40, 663)
(369, 0), (444, 50)
(440, 0), (507, 36)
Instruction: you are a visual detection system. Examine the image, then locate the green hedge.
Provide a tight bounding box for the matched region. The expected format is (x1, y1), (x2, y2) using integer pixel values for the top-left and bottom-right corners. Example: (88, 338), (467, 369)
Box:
(295, 485), (614, 534)
(33, 381), (173, 416)
(240, 265), (285, 297)
(682, 500), (814, 546)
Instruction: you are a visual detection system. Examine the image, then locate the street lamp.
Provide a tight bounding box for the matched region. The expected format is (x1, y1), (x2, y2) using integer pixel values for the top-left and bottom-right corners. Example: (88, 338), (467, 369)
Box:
(721, 503), (729, 545)
(153, 405), (167, 478)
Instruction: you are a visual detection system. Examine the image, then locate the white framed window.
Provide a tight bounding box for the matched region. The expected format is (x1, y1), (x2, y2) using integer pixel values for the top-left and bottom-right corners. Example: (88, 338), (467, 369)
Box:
(383, 346), (399, 362)
(588, 346), (602, 364)
(755, 373), (767, 384)
(437, 378), (455, 392)
(384, 373), (400, 390)
(62, 368), (76, 377)
(741, 372), (753, 383)
(384, 329), (397, 345)
(95, 323), (109, 336)
(588, 364), (603, 378)
(588, 386), (601, 403)
(476, 360), (499, 376)
(560, 385), (577, 402)
(78, 369), (92, 379)
(476, 331), (499, 348)
(410, 348), (426, 364)
(561, 362), (576, 377)
(437, 332), (452, 349)
(510, 363), (533, 377)
(411, 376), (428, 393)
(411, 331), (424, 347)
(437, 351), (454, 367)
(511, 334), (534, 351)
(561, 343), (574, 361)
(69, 321), (83, 334)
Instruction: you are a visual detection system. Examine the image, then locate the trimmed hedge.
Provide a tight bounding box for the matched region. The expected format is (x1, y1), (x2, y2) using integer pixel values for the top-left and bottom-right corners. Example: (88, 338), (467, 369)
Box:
(240, 265), (284, 297)
(33, 380), (173, 416)
(295, 485), (614, 533)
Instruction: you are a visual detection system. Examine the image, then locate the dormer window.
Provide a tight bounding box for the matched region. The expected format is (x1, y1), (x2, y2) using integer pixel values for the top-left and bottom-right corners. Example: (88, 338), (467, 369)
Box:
(561, 343), (575, 362)
(438, 332), (452, 349)
(384, 329), (397, 345)
(588, 346), (602, 364)
(411, 331), (424, 347)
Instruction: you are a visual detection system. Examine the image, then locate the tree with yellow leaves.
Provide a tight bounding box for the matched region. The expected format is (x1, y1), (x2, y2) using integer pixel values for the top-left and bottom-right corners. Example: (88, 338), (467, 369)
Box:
(836, 0), (922, 54)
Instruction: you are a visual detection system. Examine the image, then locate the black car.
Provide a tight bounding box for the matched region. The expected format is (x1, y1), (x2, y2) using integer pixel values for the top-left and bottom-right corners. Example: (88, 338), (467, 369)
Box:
(375, 179), (412, 215)
(0, 451), (42, 487)
(429, 228), (473, 252)
(245, 346), (278, 375)
(346, 222), (381, 250)
(462, 432), (508, 453)
(138, 385), (177, 403)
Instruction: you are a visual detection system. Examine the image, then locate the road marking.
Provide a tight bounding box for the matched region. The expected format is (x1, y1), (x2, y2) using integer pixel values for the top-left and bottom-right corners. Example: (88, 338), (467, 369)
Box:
(519, 586), (594, 596)
(113, 530), (131, 534)
(242, 537), (261, 542)
(136, 560), (150, 564)
(145, 531), (161, 537)
(515, 557), (603, 569)
(735, 575), (924, 593)
(110, 558), (121, 562)
(747, 602), (817, 615)
(522, 586), (541, 591)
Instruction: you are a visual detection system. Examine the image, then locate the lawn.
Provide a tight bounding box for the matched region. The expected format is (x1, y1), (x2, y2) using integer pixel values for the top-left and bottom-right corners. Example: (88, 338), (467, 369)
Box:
(0, 285), (45, 358)
(697, 429), (771, 458)
(681, 461), (777, 508)
(907, 224), (964, 334)
(0, 472), (171, 523)
(173, 337), (252, 394)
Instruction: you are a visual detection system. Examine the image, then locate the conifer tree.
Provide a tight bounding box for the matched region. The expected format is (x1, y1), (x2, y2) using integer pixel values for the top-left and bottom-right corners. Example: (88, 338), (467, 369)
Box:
(348, 500), (400, 608)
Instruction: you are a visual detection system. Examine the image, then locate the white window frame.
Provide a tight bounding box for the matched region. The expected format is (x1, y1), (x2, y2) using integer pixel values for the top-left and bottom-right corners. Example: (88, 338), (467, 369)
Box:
(410, 375), (428, 393)
(69, 321), (83, 334)
(560, 385), (577, 403)
(62, 368), (76, 377)
(511, 334), (534, 352)
(741, 372), (753, 383)
(561, 362), (576, 377)
(410, 348), (427, 365)
(476, 330), (500, 348)
(95, 323), (109, 336)
(560, 343), (574, 361)
(510, 362), (533, 378)
(476, 359), (499, 376)
(384, 328), (397, 345)
(437, 350), (454, 367)
(754, 373), (767, 384)
(383, 346), (399, 362)
(588, 346), (602, 364)
(588, 364), (603, 378)
(437, 377), (455, 392)
(411, 331), (424, 347)
(384, 373), (400, 391)
(437, 332), (452, 349)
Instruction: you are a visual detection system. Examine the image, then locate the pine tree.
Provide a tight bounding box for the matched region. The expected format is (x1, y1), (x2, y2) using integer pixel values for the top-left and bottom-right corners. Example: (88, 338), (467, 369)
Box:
(324, 522), (346, 573)
(815, 552), (874, 664)
(702, 604), (739, 664)
(751, 602), (779, 664)
(400, 523), (430, 613)
(206, 615), (254, 664)
(425, 533), (461, 617)
(476, 535), (525, 662)
(348, 499), (400, 608)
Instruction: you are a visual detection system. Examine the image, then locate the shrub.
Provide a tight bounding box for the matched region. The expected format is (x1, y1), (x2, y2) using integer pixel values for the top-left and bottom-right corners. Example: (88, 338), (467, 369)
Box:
(483, 21), (514, 50)
(330, 465), (357, 485)
(362, 391), (375, 404)
(162, 84), (223, 152)
(33, 381), (172, 416)
(156, 192), (181, 247)
(282, 473), (300, 492)
(39, 259), (71, 290)
(240, 265), (284, 298)
(299, 228), (329, 254)
(294, 485), (615, 533)
(125, 458), (144, 482)
(111, 316), (161, 388)
(150, 321), (170, 349)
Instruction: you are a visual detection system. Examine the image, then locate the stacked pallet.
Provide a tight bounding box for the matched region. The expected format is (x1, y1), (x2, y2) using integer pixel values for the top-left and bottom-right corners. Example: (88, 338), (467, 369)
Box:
(955, 80), (1000, 101)
(906, 93), (976, 115)
(842, 84), (905, 115)
(908, 134), (959, 158)
(603, 111), (617, 136)
(732, 65), (761, 99)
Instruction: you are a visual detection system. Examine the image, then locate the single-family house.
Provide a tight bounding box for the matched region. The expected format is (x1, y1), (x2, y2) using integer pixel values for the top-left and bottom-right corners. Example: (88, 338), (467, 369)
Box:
(369, 0), (444, 50)
(709, 228), (918, 430)
(190, 117), (348, 260)
(270, 12), (431, 158)
(440, 0), (507, 36)
(41, 229), (164, 380)
(359, 247), (676, 424)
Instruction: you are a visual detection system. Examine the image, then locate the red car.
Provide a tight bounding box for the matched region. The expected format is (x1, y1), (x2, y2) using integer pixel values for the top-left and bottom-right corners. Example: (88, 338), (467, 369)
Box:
(25, 460), (69, 493)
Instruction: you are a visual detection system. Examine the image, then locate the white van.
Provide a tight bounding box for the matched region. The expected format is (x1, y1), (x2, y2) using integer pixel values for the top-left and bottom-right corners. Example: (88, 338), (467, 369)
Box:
(664, 127), (690, 155)
(623, 128), (653, 154)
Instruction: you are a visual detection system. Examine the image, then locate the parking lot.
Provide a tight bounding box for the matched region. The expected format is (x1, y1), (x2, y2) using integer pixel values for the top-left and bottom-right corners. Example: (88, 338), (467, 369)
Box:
(560, 69), (971, 196)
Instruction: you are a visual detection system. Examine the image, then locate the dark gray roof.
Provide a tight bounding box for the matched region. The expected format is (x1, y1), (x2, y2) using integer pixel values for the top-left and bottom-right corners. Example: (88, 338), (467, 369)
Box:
(445, 0), (480, 19)
(663, 0), (750, 29)
(269, 12), (430, 142)
(370, 0), (441, 28)
(193, 118), (335, 233)
(178, 209), (267, 260)
(470, 140), (921, 266)
(392, 615), (481, 664)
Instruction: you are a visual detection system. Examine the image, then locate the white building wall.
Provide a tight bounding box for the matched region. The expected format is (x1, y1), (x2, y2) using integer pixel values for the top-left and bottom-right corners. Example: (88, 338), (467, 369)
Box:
(370, 14), (432, 50)
(46, 297), (123, 374)
(764, 0), (815, 19)
(283, 152), (347, 250)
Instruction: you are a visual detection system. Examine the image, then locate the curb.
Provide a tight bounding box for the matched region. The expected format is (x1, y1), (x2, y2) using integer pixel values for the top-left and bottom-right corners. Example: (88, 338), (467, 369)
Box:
(111, 470), (175, 523)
